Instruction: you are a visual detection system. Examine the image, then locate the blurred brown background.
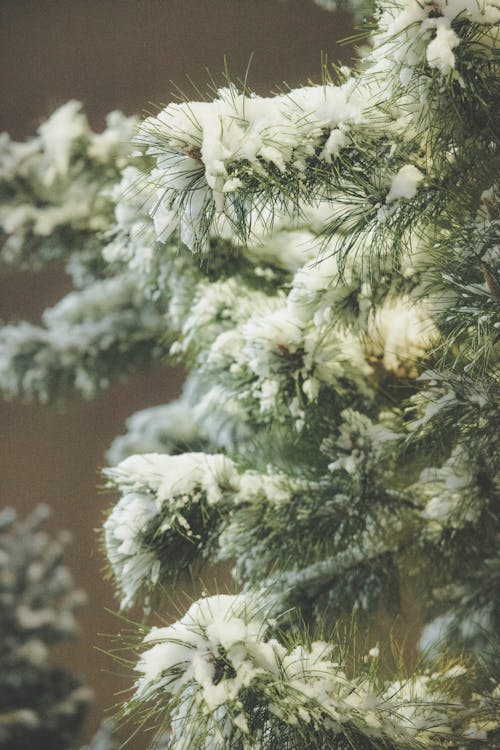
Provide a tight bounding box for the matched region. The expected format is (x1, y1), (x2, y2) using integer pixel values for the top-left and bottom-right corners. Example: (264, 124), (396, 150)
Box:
(0, 2), (353, 746)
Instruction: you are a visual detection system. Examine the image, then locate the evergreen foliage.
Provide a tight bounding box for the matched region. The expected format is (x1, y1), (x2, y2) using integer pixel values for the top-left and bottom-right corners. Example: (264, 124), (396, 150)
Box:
(0, 506), (89, 749)
(0, 0), (498, 747)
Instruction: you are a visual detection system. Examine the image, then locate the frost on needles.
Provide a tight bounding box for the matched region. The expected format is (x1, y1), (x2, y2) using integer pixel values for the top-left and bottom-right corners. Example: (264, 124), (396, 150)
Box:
(0, 0), (499, 748)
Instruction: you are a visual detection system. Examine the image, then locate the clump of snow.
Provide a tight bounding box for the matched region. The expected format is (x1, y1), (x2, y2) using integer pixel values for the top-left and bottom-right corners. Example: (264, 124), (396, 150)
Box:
(386, 164), (424, 204)
(134, 594), (269, 708)
(133, 593), (463, 747)
(138, 82), (366, 252)
(104, 492), (159, 609)
(38, 101), (88, 184)
(104, 453), (241, 607)
(367, 296), (438, 377)
(426, 24), (461, 73)
(107, 452), (239, 506)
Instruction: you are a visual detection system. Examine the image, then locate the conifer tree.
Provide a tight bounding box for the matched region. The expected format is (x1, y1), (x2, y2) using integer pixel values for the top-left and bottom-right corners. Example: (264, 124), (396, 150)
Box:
(0, 1), (498, 748)
(0, 505), (119, 750)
